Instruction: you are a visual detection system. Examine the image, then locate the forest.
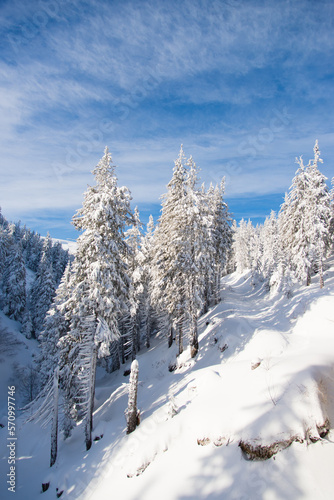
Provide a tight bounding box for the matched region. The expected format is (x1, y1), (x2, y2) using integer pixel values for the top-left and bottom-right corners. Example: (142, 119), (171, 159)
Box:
(0, 140), (333, 487)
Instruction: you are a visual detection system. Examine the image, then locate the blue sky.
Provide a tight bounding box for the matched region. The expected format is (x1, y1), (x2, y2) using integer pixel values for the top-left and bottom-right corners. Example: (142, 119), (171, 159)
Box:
(0, 0), (333, 240)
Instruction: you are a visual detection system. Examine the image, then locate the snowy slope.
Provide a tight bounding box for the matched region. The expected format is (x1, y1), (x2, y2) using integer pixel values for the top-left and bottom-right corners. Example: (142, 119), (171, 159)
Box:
(1, 260), (334, 499)
(0, 313), (39, 420)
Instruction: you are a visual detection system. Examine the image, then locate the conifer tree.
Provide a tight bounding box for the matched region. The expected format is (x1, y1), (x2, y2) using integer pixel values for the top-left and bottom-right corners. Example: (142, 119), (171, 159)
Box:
(304, 141), (331, 288)
(59, 147), (133, 449)
(279, 141), (331, 287)
(210, 179), (233, 303)
(261, 211), (278, 281)
(124, 206), (144, 360)
(21, 309), (33, 339)
(139, 215), (156, 348)
(330, 177), (334, 242)
(30, 249), (56, 336)
(2, 245), (26, 321)
(152, 146), (188, 355)
(233, 219), (251, 273)
(152, 147), (232, 357)
(38, 263), (72, 388)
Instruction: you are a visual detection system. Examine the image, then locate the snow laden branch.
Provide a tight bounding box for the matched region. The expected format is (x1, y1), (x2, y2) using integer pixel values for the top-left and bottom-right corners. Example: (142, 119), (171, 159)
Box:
(151, 146), (232, 358)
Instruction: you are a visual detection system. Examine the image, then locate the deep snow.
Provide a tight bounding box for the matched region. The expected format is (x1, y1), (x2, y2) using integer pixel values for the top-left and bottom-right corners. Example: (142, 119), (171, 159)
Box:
(1, 259), (334, 500)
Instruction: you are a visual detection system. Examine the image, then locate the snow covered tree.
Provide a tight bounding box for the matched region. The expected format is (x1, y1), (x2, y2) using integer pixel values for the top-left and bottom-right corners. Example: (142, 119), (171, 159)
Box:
(0, 226), (9, 281)
(248, 223), (262, 285)
(152, 147), (232, 357)
(233, 219), (252, 273)
(261, 211), (278, 281)
(38, 263), (72, 388)
(209, 179), (233, 304)
(2, 245), (26, 321)
(126, 359), (139, 434)
(139, 215), (156, 349)
(330, 177), (334, 243)
(25, 231), (43, 272)
(304, 141), (332, 288)
(59, 147), (133, 449)
(279, 141), (331, 287)
(51, 241), (69, 283)
(30, 239), (56, 336)
(152, 146), (188, 355)
(123, 206), (144, 360)
(21, 309), (33, 339)
(182, 156), (215, 356)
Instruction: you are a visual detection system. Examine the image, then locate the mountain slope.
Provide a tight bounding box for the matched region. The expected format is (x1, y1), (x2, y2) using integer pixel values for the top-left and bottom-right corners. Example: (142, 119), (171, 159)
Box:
(1, 260), (334, 499)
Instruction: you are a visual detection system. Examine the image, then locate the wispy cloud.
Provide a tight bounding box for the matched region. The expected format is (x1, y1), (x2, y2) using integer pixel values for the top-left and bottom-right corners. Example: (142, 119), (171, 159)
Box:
(0, 0), (333, 237)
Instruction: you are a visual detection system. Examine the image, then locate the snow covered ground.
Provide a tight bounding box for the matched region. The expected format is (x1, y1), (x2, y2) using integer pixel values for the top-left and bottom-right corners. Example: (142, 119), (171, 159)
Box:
(1, 259), (334, 499)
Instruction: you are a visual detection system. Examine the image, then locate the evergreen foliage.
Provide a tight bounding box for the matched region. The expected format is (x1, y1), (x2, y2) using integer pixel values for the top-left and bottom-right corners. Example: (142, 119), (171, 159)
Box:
(233, 141), (333, 291)
(152, 146), (232, 357)
(57, 147), (133, 446)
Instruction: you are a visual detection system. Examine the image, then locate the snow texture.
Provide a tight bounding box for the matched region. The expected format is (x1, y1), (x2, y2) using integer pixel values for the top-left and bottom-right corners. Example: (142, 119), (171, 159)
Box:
(1, 258), (334, 499)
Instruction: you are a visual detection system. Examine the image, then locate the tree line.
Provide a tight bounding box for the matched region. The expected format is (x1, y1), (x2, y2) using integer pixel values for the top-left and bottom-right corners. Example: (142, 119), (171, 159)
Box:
(233, 141), (334, 293)
(28, 146), (232, 462)
(0, 214), (69, 335)
(2, 140), (333, 467)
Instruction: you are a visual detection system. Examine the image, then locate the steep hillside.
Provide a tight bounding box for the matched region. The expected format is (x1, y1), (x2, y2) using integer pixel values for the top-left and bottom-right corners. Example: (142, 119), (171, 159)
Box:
(1, 260), (334, 499)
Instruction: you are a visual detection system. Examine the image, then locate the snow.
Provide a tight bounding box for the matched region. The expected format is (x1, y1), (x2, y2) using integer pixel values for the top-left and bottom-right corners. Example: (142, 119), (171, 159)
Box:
(0, 312), (39, 420)
(1, 259), (334, 499)
(52, 238), (77, 255)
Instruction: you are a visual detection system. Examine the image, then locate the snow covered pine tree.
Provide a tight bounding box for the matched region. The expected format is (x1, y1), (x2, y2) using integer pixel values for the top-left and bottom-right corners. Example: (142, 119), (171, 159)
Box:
(59, 147), (133, 450)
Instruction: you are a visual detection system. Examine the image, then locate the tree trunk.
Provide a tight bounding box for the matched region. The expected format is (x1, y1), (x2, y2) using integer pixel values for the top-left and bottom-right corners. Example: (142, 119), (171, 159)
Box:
(319, 263), (324, 289)
(306, 268), (311, 286)
(190, 309), (198, 358)
(127, 360), (139, 434)
(189, 284), (198, 358)
(120, 317), (126, 364)
(131, 313), (137, 362)
(50, 367), (59, 467)
(215, 267), (221, 305)
(144, 298), (150, 349)
(202, 277), (209, 315)
(168, 325), (173, 348)
(85, 346), (97, 451)
(178, 321), (183, 355)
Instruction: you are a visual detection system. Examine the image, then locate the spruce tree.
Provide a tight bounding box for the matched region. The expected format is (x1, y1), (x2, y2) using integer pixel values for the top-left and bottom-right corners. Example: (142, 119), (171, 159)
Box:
(2, 245), (26, 321)
(210, 179), (233, 303)
(152, 146), (188, 355)
(59, 147), (133, 449)
(30, 236), (56, 336)
(304, 141), (331, 288)
(139, 215), (156, 349)
(279, 141), (331, 287)
(124, 206), (143, 360)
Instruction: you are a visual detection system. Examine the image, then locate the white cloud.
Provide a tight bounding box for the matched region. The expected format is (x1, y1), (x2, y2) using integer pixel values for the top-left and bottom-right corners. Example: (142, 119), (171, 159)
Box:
(1, 0), (333, 235)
